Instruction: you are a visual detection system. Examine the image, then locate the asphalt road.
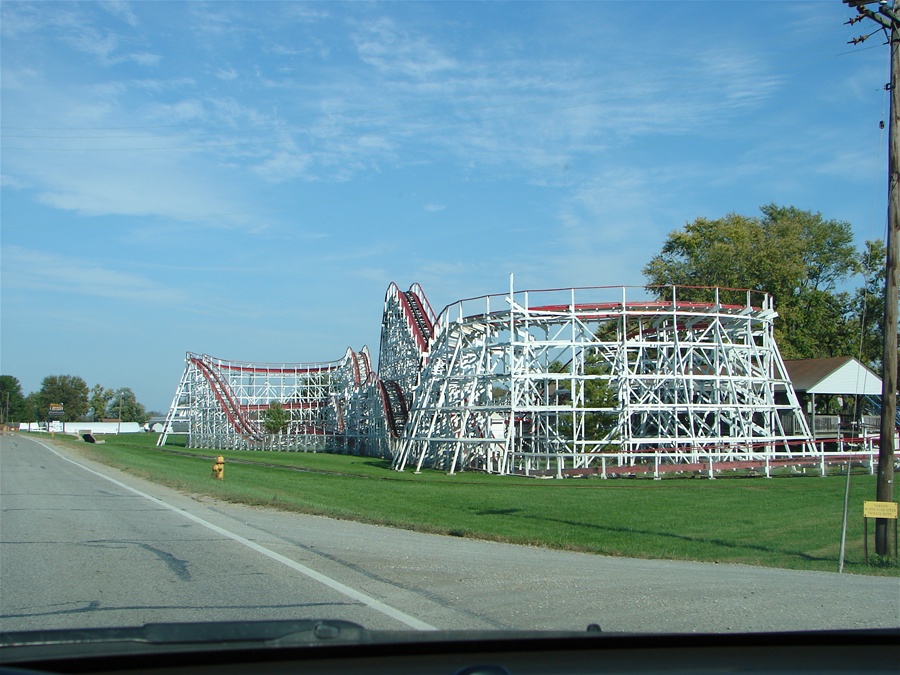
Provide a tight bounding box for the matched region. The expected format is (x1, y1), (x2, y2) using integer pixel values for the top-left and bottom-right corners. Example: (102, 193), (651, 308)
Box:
(1, 432), (898, 635)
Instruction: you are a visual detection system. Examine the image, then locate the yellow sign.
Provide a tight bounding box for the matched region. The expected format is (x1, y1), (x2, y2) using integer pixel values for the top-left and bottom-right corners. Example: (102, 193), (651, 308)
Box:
(863, 501), (899, 519)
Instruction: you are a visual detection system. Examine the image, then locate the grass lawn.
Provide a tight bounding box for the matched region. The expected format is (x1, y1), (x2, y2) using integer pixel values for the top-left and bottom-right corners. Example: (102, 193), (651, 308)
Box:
(45, 431), (898, 576)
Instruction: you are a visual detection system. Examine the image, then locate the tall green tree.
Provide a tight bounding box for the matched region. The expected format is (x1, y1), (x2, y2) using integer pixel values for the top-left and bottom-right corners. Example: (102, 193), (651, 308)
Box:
(0, 376), (28, 424)
(852, 240), (888, 370)
(549, 354), (618, 445)
(23, 392), (40, 423)
(849, 239), (899, 384)
(263, 401), (290, 434)
(36, 375), (89, 422)
(107, 387), (149, 424)
(643, 205), (860, 360)
(89, 384), (114, 422)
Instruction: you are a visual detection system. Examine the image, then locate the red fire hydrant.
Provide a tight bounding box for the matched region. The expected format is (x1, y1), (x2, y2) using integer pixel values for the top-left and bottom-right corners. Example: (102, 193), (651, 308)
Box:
(211, 455), (225, 480)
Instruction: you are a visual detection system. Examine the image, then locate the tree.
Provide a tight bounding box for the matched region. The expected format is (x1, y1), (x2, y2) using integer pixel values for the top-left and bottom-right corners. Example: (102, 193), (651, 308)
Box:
(643, 205), (860, 360)
(549, 354), (618, 445)
(107, 387), (149, 424)
(89, 385), (114, 422)
(23, 392), (40, 423)
(851, 240), (891, 370)
(0, 376), (27, 424)
(263, 401), (290, 435)
(36, 375), (89, 422)
(581, 352), (619, 441)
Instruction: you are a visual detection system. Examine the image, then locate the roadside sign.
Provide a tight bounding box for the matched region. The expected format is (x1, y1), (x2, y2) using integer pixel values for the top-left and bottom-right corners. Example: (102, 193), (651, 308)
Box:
(48, 403), (65, 418)
(863, 501), (899, 564)
(863, 501), (899, 519)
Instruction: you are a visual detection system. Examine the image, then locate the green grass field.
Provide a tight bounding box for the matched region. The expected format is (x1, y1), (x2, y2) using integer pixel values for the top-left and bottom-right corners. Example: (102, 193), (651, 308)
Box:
(46, 431), (898, 576)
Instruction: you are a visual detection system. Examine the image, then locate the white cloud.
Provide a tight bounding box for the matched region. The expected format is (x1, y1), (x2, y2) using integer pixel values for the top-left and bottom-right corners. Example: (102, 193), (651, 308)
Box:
(5, 138), (255, 228)
(252, 148), (315, 182)
(129, 52), (161, 67)
(282, 5), (329, 24)
(357, 135), (393, 151)
(0, 2), (792, 230)
(143, 98), (207, 124)
(424, 203), (446, 212)
(0, 3), (45, 38)
(1, 174), (31, 189)
(63, 25), (121, 63)
(100, 1), (139, 28)
(1, 245), (188, 307)
(352, 16), (457, 79)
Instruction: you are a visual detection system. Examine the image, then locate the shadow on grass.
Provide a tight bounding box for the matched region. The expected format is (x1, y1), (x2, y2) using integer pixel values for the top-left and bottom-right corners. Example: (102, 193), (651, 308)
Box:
(472, 507), (835, 564)
(360, 459), (393, 470)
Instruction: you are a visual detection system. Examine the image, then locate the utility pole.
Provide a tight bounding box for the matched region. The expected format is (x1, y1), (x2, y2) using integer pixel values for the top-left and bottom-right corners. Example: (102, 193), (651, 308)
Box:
(845, 0), (899, 557)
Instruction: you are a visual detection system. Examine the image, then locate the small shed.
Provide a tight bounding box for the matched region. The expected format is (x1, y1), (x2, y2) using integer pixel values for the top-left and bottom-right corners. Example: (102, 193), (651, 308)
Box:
(783, 356), (883, 436)
(784, 356), (882, 397)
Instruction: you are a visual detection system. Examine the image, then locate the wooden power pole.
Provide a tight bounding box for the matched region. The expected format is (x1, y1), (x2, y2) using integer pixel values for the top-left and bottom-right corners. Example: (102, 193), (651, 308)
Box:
(845, 0), (899, 557)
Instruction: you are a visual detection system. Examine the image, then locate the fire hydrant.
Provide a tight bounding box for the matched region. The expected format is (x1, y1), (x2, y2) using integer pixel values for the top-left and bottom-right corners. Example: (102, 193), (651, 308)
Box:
(211, 455), (225, 480)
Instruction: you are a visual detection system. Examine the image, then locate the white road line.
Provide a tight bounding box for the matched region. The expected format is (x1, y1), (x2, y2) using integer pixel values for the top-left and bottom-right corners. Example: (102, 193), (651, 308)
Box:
(28, 436), (437, 631)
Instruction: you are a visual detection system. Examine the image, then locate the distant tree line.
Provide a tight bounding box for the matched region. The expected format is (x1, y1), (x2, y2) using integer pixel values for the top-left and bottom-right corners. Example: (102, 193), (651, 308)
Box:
(0, 374), (154, 426)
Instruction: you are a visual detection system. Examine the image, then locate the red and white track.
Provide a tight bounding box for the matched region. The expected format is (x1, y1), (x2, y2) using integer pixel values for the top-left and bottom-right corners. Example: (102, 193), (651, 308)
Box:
(159, 282), (882, 478)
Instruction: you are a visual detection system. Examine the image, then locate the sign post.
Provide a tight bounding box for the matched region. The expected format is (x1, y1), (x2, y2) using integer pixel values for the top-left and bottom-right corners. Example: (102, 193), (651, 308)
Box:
(47, 403), (65, 434)
(863, 501), (899, 564)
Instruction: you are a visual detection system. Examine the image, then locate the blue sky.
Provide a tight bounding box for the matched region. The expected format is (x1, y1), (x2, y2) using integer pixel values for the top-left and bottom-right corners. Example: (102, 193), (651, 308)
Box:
(0, 0), (892, 412)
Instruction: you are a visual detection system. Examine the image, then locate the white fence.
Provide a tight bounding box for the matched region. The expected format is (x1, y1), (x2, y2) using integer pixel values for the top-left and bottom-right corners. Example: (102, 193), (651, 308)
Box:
(18, 422), (144, 435)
